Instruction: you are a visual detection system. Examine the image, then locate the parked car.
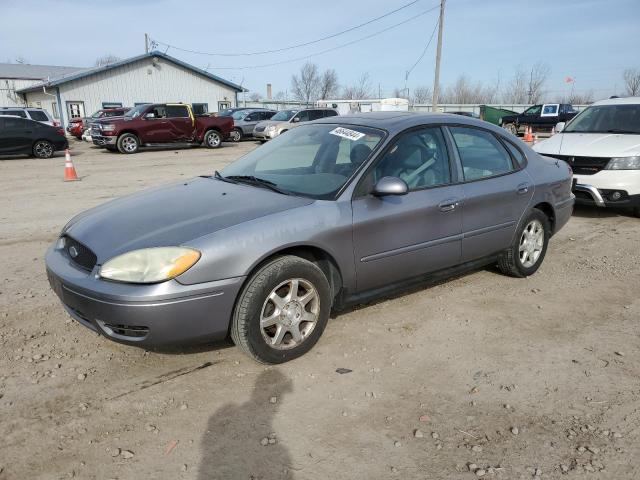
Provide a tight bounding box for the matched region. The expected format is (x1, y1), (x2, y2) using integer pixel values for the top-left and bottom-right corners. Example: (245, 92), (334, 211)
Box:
(500, 103), (579, 135)
(218, 107), (253, 117)
(533, 96), (640, 217)
(0, 107), (57, 126)
(46, 112), (573, 363)
(449, 111), (480, 118)
(90, 103), (233, 153)
(253, 108), (338, 141)
(230, 108), (277, 142)
(0, 116), (68, 158)
(69, 107), (132, 140)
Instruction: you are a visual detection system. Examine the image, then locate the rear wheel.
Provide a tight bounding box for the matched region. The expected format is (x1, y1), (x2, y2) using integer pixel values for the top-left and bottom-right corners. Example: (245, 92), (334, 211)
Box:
(231, 256), (331, 364)
(117, 133), (139, 154)
(204, 129), (222, 148)
(230, 128), (242, 142)
(498, 208), (550, 277)
(33, 140), (54, 158)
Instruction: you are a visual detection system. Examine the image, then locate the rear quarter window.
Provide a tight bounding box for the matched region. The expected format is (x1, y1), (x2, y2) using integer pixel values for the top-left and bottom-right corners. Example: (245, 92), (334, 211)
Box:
(503, 140), (526, 167)
(28, 110), (50, 121)
(166, 105), (190, 118)
(450, 127), (515, 181)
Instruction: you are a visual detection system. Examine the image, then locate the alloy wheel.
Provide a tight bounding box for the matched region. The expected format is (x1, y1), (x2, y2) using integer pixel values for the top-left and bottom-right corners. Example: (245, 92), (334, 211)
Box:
(519, 219), (544, 268)
(260, 278), (320, 350)
(34, 141), (53, 158)
(122, 136), (137, 152)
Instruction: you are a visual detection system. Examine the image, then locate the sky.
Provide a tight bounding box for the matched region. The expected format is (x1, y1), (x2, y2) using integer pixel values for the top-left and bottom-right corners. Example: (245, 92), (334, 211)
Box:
(1, 0), (638, 101)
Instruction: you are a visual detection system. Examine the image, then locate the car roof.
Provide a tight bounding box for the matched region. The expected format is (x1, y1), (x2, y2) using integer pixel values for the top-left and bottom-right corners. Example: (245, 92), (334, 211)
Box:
(592, 96), (640, 106)
(0, 106), (45, 110)
(311, 111), (504, 134)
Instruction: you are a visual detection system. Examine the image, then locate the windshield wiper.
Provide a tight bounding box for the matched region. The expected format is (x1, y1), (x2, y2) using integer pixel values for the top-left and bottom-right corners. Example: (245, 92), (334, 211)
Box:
(225, 175), (290, 195)
(213, 170), (238, 184)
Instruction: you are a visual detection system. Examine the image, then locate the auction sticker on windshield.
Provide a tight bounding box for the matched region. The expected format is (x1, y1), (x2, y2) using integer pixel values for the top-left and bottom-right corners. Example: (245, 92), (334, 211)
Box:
(330, 127), (365, 141)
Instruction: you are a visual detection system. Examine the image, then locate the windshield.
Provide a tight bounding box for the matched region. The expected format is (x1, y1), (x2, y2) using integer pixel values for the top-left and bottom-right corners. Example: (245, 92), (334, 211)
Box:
(231, 110), (248, 120)
(124, 104), (150, 118)
(221, 124), (385, 199)
(270, 110), (298, 121)
(564, 104), (640, 134)
(91, 110), (104, 118)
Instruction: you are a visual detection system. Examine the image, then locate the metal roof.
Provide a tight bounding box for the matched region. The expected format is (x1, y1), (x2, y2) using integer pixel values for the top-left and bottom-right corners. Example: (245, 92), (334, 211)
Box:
(0, 63), (85, 80)
(17, 52), (244, 93)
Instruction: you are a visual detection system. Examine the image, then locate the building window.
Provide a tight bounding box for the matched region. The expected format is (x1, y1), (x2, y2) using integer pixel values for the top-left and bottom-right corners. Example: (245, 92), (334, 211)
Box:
(192, 103), (208, 115)
(102, 102), (123, 108)
(52, 102), (59, 119)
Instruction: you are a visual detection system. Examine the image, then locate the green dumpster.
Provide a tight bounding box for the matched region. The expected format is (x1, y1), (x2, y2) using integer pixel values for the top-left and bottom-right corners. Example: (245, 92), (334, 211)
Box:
(480, 105), (518, 126)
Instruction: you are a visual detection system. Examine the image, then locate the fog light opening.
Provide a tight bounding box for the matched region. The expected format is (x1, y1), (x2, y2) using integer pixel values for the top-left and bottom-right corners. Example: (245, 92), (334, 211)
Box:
(611, 191), (622, 201)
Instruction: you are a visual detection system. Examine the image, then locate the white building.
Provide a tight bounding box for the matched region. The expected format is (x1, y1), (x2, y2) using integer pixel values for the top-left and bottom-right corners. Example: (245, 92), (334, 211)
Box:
(11, 52), (243, 127)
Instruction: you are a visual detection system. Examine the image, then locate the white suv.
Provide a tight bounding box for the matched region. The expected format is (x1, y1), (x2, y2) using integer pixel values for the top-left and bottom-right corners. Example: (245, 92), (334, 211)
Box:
(533, 97), (640, 217)
(0, 107), (57, 126)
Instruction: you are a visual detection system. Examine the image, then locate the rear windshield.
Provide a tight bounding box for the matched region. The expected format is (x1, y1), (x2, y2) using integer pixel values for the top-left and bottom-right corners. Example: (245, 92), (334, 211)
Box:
(564, 104), (640, 134)
(28, 110), (49, 121)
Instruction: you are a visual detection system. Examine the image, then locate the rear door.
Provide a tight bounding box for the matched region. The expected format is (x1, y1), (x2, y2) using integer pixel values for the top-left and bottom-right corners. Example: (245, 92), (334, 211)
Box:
(447, 126), (533, 262)
(166, 105), (194, 141)
(352, 126), (463, 292)
(0, 117), (34, 154)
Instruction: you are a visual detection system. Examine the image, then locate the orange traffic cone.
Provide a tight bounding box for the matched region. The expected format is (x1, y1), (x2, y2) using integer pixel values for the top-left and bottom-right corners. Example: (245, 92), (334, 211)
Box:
(64, 149), (79, 182)
(523, 126), (533, 142)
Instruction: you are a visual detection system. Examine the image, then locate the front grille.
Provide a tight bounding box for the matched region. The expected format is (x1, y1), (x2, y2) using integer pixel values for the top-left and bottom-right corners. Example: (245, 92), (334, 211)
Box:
(102, 323), (149, 339)
(545, 154), (610, 175)
(63, 236), (97, 271)
(254, 125), (265, 133)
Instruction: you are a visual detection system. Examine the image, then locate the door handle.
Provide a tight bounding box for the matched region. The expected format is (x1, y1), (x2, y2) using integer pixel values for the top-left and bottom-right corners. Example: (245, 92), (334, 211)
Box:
(516, 183), (530, 195)
(438, 199), (460, 212)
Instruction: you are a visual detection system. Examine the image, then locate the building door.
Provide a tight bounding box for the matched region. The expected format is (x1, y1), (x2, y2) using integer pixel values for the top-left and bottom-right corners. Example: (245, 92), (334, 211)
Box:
(218, 101), (231, 111)
(66, 102), (85, 120)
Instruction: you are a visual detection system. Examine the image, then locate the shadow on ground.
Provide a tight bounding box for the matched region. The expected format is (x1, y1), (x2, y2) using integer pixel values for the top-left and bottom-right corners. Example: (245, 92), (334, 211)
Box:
(198, 369), (294, 480)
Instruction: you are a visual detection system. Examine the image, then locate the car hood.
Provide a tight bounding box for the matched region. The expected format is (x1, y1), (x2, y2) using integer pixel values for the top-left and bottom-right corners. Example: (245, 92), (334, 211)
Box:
(64, 177), (314, 263)
(533, 133), (640, 157)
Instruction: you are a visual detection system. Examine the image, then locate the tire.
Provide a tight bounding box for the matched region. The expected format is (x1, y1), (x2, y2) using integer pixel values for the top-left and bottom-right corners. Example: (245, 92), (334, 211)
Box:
(105, 145), (118, 152)
(204, 129), (222, 148)
(498, 208), (551, 278)
(503, 123), (518, 136)
(231, 255), (332, 364)
(33, 140), (54, 159)
(230, 128), (242, 143)
(117, 133), (139, 154)
(633, 206), (640, 218)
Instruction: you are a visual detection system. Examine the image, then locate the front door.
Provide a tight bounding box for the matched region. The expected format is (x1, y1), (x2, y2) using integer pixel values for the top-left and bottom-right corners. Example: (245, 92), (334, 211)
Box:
(166, 105), (194, 141)
(446, 126), (533, 262)
(352, 126), (463, 292)
(139, 105), (172, 142)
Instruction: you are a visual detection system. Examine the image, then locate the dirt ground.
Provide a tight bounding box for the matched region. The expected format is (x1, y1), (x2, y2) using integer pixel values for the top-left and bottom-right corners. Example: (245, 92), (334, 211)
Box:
(1, 139), (639, 480)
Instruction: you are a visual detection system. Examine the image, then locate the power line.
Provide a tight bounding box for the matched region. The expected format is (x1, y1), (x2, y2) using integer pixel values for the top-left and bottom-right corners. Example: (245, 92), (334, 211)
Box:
(405, 17), (439, 80)
(151, 0), (427, 57)
(189, 6), (440, 71)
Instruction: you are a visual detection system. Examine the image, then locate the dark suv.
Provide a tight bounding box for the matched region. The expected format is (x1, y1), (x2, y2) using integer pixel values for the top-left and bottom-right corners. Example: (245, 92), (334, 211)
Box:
(500, 103), (579, 135)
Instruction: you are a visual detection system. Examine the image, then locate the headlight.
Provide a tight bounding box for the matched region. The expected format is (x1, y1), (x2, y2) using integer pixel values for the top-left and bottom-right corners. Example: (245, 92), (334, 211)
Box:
(99, 247), (200, 284)
(266, 125), (276, 132)
(605, 156), (640, 170)
(101, 124), (116, 132)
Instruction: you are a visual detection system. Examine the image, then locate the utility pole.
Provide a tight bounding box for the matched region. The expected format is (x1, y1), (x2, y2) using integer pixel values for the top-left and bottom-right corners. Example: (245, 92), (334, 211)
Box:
(145, 33), (149, 54)
(432, 0), (445, 111)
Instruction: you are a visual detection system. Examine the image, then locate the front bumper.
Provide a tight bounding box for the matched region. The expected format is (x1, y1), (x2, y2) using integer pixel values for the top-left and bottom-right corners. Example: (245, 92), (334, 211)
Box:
(573, 172), (640, 208)
(91, 134), (117, 147)
(45, 245), (245, 348)
(253, 129), (276, 140)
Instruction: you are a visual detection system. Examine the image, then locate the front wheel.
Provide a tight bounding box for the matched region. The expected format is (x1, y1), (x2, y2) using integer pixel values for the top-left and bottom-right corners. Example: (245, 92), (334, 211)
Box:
(231, 256), (332, 364)
(498, 208), (550, 277)
(117, 133), (139, 154)
(33, 140), (54, 158)
(503, 123), (518, 136)
(204, 130), (222, 148)
(230, 128), (242, 143)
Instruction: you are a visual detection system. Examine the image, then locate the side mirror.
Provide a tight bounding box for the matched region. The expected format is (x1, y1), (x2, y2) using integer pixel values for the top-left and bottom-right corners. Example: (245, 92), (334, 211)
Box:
(144, 113), (155, 119)
(372, 176), (409, 197)
(292, 117), (300, 123)
(555, 122), (565, 133)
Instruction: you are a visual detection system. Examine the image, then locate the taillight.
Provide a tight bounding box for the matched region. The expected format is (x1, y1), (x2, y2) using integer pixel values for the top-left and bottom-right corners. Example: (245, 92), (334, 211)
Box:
(53, 120), (60, 127)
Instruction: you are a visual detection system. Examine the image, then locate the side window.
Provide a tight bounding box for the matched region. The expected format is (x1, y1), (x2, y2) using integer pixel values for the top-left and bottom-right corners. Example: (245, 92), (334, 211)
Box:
(149, 106), (167, 118)
(324, 110), (338, 118)
(450, 127), (515, 181)
(308, 110), (324, 121)
(503, 139), (526, 167)
(1, 110), (27, 118)
(293, 111), (310, 123)
(369, 127), (451, 191)
(523, 105), (541, 116)
(3, 117), (27, 129)
(264, 111), (276, 120)
(166, 105), (190, 118)
(28, 110), (49, 122)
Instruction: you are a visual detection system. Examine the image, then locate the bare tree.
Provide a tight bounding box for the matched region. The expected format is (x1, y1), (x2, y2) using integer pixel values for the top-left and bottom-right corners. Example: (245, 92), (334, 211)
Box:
(526, 61), (550, 103)
(14, 56), (28, 64)
(503, 67), (528, 103)
(411, 85), (432, 105)
(274, 91), (285, 101)
(318, 69), (339, 100)
(291, 62), (320, 104)
(554, 90), (594, 105)
(341, 72), (374, 100)
(623, 68), (640, 96)
(95, 54), (121, 67)
(249, 92), (261, 102)
(392, 87), (408, 99)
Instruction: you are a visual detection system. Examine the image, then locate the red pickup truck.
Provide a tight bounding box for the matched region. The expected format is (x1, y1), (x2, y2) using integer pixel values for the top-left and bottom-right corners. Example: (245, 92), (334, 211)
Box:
(91, 103), (233, 153)
(67, 107), (131, 139)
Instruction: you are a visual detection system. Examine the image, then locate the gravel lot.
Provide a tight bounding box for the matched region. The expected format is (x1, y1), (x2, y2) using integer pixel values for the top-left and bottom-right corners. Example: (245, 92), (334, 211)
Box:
(1, 139), (639, 479)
